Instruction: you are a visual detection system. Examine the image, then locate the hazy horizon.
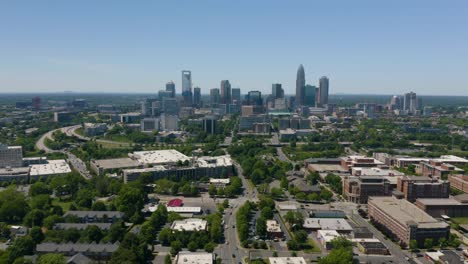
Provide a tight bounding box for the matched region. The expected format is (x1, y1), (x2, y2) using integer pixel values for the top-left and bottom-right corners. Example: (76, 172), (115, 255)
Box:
(1, 1), (468, 96)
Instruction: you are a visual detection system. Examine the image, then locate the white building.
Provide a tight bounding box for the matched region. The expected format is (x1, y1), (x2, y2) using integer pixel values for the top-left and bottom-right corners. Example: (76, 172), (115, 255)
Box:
(175, 251), (214, 264)
(131, 150), (189, 165)
(303, 218), (353, 233)
(317, 230), (342, 249)
(171, 218), (207, 232)
(29, 160), (72, 179)
(268, 257), (307, 264)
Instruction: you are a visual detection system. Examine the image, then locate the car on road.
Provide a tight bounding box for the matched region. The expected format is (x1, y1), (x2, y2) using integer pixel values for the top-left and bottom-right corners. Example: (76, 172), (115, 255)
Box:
(232, 254), (235, 258)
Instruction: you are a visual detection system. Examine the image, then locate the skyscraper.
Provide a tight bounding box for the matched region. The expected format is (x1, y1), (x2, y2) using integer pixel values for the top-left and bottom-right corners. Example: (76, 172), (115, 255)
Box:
(319, 76), (329, 107)
(404, 92), (418, 114)
(272, 83), (284, 99)
(210, 88), (220, 106)
(247, 91), (262, 106)
(193, 87), (201, 107)
(296, 65), (306, 106)
(166, 81), (176, 98)
(232, 88), (241, 104)
(220, 80), (231, 104)
(182, 70), (192, 106)
(304, 85), (316, 107)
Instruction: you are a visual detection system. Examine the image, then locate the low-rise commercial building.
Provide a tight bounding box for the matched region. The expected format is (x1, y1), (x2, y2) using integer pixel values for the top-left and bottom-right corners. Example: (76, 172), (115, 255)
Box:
(303, 218), (353, 233)
(123, 155), (233, 183)
(357, 241), (389, 255)
(266, 220), (283, 239)
(368, 196), (449, 247)
(317, 230), (341, 250)
(171, 218), (207, 232)
(268, 257), (307, 264)
(396, 176), (449, 202)
(90, 158), (140, 176)
(175, 251), (214, 264)
(29, 160), (72, 180)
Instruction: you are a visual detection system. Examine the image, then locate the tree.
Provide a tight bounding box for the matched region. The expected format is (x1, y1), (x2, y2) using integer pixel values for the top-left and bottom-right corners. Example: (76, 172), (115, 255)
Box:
(208, 184), (216, 196)
(320, 188), (333, 201)
(409, 239), (418, 251)
(287, 239), (300, 250)
(318, 247), (353, 264)
(330, 236), (352, 249)
(158, 227), (172, 246)
(29, 226), (44, 244)
(75, 189), (94, 208)
(170, 240), (183, 256)
(223, 199), (230, 208)
(284, 211), (304, 229)
(29, 182), (51, 196)
(0, 188), (30, 223)
(306, 171), (320, 185)
(424, 238), (433, 249)
(23, 209), (45, 227)
(270, 187), (284, 199)
(256, 217), (267, 237)
(110, 247), (138, 264)
(187, 241), (198, 252)
(7, 236), (34, 263)
(164, 254), (171, 264)
(439, 237), (448, 248)
(280, 177), (289, 189)
(204, 242), (215, 253)
(115, 185), (145, 217)
(37, 253), (66, 264)
(260, 207), (273, 219)
(91, 201), (107, 211)
(85, 225), (103, 243)
(294, 230), (308, 244)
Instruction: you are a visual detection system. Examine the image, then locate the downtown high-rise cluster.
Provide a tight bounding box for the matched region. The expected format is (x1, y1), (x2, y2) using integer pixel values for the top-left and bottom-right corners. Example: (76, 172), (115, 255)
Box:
(295, 64), (329, 108)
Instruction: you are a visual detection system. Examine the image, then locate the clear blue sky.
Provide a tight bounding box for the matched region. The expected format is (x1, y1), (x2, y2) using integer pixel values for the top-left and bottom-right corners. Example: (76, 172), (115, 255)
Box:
(0, 0), (467, 95)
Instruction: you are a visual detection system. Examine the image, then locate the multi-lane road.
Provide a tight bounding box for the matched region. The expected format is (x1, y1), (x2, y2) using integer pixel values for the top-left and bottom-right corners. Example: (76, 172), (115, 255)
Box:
(36, 125), (92, 179)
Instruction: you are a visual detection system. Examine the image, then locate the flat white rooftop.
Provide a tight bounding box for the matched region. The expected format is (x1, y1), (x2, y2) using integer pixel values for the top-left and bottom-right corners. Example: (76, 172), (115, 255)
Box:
(369, 196), (449, 229)
(303, 218), (353, 231)
(352, 167), (404, 177)
(269, 257), (307, 264)
(277, 204), (297, 211)
(29, 160), (71, 176)
(209, 178), (230, 184)
(171, 218), (207, 232)
(175, 251), (213, 264)
(317, 229), (341, 243)
(197, 155), (232, 168)
(266, 220), (282, 233)
(166, 207), (202, 214)
(132, 149), (189, 165)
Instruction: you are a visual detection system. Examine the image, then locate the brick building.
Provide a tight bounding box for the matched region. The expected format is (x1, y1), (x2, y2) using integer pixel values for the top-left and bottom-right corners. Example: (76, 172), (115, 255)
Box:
(396, 176), (449, 202)
(368, 196), (449, 247)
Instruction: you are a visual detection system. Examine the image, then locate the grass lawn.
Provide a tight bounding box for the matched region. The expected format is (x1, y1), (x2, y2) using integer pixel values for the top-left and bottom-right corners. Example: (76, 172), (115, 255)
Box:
(97, 140), (130, 149)
(52, 197), (73, 211)
(451, 217), (468, 225)
(303, 239), (321, 253)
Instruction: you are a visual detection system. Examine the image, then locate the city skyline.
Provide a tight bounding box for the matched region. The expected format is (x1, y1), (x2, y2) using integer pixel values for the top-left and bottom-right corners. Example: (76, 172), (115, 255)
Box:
(0, 1), (467, 95)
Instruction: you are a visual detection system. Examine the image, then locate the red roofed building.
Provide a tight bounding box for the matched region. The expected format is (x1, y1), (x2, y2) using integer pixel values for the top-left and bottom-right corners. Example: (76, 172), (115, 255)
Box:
(167, 198), (183, 207)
